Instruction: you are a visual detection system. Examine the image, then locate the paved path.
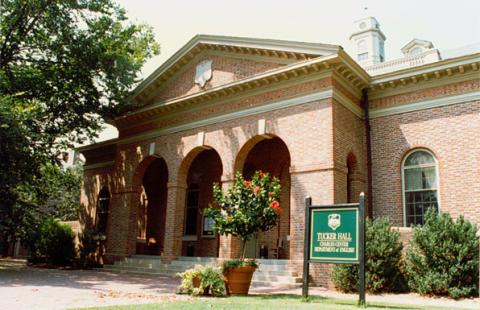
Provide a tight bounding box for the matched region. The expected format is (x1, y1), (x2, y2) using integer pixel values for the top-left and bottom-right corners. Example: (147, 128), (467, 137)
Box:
(1, 259), (479, 310)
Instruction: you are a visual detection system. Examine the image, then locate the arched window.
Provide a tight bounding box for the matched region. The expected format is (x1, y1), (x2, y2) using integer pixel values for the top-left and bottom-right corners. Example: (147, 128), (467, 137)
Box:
(96, 187), (110, 235)
(402, 150), (439, 226)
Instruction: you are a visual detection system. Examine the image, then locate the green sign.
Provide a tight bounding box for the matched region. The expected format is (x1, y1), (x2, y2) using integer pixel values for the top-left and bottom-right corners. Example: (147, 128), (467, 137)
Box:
(309, 207), (359, 262)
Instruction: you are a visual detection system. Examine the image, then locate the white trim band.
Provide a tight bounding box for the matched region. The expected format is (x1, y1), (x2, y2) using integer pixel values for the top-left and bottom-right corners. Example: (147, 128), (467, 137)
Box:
(119, 90), (334, 145)
(370, 91), (480, 119)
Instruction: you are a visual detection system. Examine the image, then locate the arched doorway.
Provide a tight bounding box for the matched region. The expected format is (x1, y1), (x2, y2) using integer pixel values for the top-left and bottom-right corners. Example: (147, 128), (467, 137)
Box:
(95, 187), (110, 264)
(136, 157), (168, 255)
(181, 148), (222, 257)
(236, 136), (291, 259)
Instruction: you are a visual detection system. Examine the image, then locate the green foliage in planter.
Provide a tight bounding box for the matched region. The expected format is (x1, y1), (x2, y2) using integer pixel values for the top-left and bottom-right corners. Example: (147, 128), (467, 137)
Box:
(27, 218), (76, 266)
(205, 171), (281, 260)
(177, 265), (225, 297)
(406, 209), (479, 299)
(220, 258), (258, 273)
(332, 217), (406, 293)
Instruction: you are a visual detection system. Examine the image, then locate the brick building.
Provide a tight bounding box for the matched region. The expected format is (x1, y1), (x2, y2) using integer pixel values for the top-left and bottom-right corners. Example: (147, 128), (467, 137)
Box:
(79, 17), (479, 285)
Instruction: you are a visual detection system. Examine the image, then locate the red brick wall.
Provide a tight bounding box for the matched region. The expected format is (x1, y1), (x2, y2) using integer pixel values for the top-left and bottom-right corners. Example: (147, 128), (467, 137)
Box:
(371, 99), (480, 226)
(151, 54), (285, 103)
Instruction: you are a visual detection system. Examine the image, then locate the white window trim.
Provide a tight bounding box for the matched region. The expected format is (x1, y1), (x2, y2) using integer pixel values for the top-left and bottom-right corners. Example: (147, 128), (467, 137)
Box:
(401, 148), (441, 226)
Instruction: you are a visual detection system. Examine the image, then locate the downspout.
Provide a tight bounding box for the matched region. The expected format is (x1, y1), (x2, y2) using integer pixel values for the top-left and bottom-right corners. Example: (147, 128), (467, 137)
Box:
(362, 88), (373, 218)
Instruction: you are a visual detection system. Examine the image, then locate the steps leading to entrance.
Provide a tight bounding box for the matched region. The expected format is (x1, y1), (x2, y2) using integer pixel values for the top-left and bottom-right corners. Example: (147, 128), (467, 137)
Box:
(101, 255), (301, 285)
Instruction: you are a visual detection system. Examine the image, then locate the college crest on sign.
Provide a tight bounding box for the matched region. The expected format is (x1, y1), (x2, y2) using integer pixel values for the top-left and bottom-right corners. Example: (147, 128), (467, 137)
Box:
(194, 60), (213, 88)
(328, 214), (341, 230)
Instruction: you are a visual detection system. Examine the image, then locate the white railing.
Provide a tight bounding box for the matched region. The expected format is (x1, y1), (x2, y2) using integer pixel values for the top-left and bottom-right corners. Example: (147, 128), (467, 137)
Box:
(365, 49), (441, 75)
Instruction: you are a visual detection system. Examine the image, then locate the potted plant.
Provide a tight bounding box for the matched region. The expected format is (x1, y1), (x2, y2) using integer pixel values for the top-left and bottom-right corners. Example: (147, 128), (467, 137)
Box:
(177, 265), (226, 296)
(205, 170), (282, 294)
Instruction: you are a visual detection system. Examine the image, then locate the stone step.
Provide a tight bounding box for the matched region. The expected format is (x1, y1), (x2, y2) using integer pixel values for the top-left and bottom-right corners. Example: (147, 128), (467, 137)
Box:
(102, 256), (299, 286)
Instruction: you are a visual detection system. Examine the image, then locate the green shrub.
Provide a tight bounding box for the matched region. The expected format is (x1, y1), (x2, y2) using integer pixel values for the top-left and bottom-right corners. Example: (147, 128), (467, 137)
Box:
(406, 209), (479, 299)
(78, 226), (103, 268)
(177, 265), (225, 296)
(332, 217), (406, 293)
(28, 218), (76, 266)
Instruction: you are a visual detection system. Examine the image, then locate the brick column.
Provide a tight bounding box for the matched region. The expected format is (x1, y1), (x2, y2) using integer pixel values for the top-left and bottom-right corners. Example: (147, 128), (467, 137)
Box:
(218, 176), (241, 259)
(162, 182), (187, 263)
(288, 165), (335, 287)
(104, 189), (137, 263)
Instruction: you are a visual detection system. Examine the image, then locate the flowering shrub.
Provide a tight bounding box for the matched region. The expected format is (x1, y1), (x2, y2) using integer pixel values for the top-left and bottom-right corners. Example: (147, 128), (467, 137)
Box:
(204, 171), (281, 260)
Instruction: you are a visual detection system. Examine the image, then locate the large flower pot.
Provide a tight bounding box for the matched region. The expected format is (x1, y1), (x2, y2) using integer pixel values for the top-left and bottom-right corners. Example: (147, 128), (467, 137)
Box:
(223, 266), (256, 295)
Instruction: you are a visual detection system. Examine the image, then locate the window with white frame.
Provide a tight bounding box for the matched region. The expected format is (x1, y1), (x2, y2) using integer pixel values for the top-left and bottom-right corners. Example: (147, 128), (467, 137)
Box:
(402, 150), (439, 226)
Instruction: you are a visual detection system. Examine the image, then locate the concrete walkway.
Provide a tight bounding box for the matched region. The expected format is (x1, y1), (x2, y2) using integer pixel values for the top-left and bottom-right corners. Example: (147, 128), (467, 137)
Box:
(0, 259), (479, 310)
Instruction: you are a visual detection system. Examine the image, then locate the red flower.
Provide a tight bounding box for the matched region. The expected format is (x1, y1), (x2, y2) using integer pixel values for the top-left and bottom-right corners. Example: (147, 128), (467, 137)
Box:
(270, 200), (281, 214)
(259, 171), (265, 178)
(253, 186), (261, 195)
(245, 181), (251, 187)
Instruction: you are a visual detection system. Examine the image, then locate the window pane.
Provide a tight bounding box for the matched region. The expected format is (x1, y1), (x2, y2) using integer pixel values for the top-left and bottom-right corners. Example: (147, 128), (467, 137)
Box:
(422, 167), (436, 189)
(405, 151), (435, 166)
(405, 190), (438, 226)
(185, 189), (199, 235)
(405, 168), (423, 191)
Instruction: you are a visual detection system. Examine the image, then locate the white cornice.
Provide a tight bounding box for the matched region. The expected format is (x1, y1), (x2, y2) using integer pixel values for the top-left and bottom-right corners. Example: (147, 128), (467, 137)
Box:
(76, 139), (118, 152)
(120, 71), (333, 132)
(132, 34), (340, 100)
(120, 54), (341, 121)
(369, 71), (479, 100)
(332, 90), (364, 118)
(118, 90), (334, 145)
(83, 161), (115, 171)
(370, 91), (480, 118)
(371, 54), (480, 85)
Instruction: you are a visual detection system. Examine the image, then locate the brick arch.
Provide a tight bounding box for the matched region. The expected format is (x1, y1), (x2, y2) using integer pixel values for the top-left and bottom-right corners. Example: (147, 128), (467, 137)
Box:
(131, 155), (169, 191)
(129, 155), (169, 255)
(233, 135), (292, 259)
(176, 146), (223, 257)
(234, 134), (293, 175)
(177, 146), (224, 186)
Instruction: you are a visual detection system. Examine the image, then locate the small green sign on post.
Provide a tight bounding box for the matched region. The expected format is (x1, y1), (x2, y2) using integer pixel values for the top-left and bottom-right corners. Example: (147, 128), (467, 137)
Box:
(302, 193), (366, 306)
(309, 208), (359, 263)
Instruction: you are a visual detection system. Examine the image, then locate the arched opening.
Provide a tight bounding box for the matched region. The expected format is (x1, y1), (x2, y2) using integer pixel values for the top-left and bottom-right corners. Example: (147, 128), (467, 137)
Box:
(237, 136), (291, 259)
(182, 148), (223, 257)
(95, 187), (110, 264)
(96, 187), (110, 235)
(136, 157), (168, 255)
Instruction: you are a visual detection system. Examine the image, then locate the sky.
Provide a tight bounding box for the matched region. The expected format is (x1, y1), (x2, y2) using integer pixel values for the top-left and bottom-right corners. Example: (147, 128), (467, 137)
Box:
(116, 0), (480, 78)
(96, 0), (480, 142)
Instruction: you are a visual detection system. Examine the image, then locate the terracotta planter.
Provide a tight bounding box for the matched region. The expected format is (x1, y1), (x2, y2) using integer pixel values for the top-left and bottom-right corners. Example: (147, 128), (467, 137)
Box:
(223, 265), (256, 295)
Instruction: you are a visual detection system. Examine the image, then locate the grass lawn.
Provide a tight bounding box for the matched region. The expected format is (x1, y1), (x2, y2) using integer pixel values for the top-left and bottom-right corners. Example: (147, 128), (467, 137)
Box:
(73, 294), (446, 310)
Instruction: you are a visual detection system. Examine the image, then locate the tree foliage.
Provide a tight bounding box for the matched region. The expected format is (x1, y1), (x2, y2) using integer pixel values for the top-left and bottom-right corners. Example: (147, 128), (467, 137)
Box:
(205, 171), (281, 260)
(0, 0), (159, 242)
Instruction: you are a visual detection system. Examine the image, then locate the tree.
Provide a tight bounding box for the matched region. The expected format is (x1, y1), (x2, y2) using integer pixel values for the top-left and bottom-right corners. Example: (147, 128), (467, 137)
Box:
(0, 0), (159, 244)
(205, 171), (282, 260)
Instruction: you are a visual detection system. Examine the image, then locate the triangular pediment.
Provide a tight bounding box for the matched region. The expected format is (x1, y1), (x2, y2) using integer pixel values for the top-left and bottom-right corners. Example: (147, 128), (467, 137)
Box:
(130, 35), (340, 106)
(401, 39), (434, 56)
